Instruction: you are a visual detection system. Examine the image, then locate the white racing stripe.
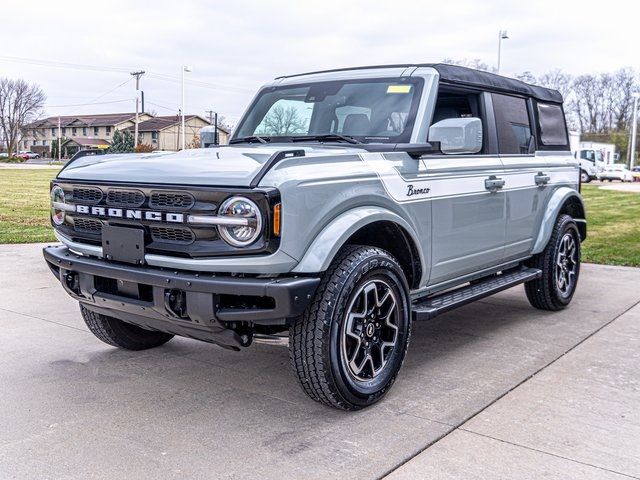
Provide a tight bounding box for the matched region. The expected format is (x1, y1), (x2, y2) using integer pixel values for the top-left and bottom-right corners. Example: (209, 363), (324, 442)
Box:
(359, 152), (578, 204)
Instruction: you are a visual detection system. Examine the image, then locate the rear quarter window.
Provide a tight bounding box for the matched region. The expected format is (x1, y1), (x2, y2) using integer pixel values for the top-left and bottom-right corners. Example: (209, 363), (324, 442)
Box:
(537, 103), (568, 147)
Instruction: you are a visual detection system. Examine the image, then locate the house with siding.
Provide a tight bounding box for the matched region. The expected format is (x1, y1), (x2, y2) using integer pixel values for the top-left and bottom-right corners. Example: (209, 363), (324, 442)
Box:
(21, 113), (152, 156)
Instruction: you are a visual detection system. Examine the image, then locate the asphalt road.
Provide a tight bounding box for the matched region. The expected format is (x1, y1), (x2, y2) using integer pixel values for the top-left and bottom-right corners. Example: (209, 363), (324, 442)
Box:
(1, 243), (639, 479)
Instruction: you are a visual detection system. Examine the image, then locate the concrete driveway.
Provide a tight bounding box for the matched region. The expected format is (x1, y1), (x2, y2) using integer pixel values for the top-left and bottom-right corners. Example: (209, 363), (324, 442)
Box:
(1, 243), (639, 479)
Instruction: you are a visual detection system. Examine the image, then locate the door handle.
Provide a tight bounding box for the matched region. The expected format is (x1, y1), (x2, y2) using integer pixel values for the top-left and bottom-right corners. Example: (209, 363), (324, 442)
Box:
(535, 172), (550, 186)
(485, 175), (505, 192)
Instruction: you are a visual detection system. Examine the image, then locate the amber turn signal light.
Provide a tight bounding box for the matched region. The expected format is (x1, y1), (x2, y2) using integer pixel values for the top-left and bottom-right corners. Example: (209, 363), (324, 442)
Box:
(273, 203), (281, 236)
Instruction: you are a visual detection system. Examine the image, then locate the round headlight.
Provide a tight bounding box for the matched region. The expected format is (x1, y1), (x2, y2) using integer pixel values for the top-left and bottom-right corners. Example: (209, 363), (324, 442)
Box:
(217, 196), (263, 247)
(50, 185), (66, 226)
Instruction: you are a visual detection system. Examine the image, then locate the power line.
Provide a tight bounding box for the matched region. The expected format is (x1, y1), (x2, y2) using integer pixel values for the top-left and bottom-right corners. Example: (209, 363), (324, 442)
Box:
(146, 72), (254, 93)
(146, 101), (177, 112)
(46, 98), (133, 108)
(0, 55), (132, 74)
(88, 78), (133, 104)
(0, 55), (254, 93)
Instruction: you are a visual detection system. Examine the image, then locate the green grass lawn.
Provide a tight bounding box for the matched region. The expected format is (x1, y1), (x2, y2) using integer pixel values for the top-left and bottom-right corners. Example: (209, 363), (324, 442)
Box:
(580, 185), (640, 267)
(0, 169), (638, 267)
(0, 169), (59, 243)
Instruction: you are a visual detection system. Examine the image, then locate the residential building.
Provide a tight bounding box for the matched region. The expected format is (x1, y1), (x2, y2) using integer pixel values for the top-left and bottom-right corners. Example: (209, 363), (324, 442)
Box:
(21, 112), (152, 157)
(126, 115), (229, 150)
(21, 112), (229, 156)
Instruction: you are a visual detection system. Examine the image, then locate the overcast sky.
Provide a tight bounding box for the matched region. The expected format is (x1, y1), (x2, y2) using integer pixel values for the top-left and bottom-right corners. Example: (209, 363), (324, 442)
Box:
(1, 0), (637, 124)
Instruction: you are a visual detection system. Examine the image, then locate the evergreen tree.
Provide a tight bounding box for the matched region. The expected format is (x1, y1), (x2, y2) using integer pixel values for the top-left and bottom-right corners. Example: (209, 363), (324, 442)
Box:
(107, 129), (134, 153)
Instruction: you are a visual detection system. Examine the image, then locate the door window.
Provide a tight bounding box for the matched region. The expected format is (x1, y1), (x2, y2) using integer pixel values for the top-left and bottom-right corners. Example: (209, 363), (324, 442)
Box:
(492, 93), (532, 154)
(430, 90), (485, 154)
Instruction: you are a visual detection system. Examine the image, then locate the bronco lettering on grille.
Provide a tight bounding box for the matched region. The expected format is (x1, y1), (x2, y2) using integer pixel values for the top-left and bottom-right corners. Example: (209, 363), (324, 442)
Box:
(75, 205), (184, 223)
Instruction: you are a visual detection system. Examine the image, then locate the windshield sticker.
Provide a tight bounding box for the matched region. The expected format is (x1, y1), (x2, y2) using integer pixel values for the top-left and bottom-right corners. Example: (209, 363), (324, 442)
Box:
(387, 85), (412, 94)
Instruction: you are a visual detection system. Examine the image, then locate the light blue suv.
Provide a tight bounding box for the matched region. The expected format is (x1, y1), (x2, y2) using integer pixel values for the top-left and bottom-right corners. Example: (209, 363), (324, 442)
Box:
(44, 64), (586, 410)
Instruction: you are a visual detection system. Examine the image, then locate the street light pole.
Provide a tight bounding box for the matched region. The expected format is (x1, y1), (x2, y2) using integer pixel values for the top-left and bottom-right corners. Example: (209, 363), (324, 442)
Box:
(630, 93), (639, 169)
(497, 30), (509, 74)
(57, 116), (61, 162)
(181, 65), (192, 150)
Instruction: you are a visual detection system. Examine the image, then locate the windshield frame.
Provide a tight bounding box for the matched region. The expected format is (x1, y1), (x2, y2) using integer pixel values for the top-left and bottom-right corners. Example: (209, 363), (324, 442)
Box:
(232, 77), (425, 145)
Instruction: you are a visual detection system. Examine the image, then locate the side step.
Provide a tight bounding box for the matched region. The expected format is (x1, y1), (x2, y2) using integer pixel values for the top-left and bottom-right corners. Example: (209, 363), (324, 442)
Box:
(411, 267), (542, 321)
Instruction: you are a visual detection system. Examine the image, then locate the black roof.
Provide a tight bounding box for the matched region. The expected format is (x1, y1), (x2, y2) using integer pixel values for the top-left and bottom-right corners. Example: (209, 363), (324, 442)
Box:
(277, 63), (563, 103)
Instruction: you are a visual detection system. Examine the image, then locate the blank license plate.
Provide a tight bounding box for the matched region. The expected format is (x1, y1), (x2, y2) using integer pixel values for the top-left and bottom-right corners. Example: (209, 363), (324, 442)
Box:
(102, 225), (145, 265)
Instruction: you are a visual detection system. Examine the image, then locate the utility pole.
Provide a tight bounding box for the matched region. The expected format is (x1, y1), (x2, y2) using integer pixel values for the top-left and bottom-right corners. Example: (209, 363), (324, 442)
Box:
(630, 93), (639, 170)
(130, 71), (145, 148)
(497, 30), (509, 74)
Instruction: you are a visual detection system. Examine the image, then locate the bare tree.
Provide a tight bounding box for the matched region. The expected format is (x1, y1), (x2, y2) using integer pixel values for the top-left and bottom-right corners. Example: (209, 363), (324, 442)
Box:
(0, 78), (46, 156)
(256, 105), (307, 136)
(442, 58), (497, 73)
(515, 71), (537, 84)
(537, 69), (573, 101)
(610, 68), (637, 131)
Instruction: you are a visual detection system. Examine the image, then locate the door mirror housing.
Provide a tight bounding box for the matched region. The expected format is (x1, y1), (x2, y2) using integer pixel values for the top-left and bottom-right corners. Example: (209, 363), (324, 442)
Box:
(428, 117), (483, 154)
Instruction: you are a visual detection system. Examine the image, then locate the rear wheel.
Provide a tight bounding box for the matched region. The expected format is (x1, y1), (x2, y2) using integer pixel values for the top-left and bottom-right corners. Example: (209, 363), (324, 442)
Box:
(525, 214), (580, 311)
(80, 304), (174, 350)
(289, 246), (411, 410)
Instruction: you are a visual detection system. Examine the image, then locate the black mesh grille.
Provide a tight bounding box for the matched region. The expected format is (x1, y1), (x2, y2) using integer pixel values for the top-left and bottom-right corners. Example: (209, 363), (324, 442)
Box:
(72, 187), (103, 204)
(74, 217), (102, 233)
(150, 226), (195, 244)
(106, 189), (145, 207)
(149, 191), (195, 210)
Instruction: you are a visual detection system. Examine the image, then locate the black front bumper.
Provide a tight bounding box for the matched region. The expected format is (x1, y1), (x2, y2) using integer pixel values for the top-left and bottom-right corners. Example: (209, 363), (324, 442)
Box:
(43, 245), (319, 348)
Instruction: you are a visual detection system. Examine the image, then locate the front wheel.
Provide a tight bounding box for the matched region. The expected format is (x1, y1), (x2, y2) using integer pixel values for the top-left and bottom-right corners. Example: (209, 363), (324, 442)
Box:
(580, 170), (591, 183)
(525, 214), (581, 311)
(80, 305), (174, 350)
(289, 246), (411, 410)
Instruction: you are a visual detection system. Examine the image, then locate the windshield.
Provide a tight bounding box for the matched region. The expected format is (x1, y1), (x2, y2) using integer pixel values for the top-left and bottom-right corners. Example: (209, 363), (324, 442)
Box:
(233, 78), (424, 144)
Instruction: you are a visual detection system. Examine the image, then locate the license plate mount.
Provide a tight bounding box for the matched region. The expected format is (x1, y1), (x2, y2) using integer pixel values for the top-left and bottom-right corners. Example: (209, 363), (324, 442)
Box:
(102, 225), (145, 265)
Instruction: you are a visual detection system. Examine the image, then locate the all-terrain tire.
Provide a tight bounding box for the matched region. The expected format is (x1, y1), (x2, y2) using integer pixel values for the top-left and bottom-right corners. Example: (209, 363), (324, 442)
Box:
(525, 214), (581, 311)
(80, 304), (174, 350)
(289, 245), (411, 410)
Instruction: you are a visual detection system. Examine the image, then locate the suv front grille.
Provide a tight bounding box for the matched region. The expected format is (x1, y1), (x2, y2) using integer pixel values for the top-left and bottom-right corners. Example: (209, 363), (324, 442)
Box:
(74, 217), (103, 233)
(150, 226), (195, 244)
(72, 187), (103, 204)
(106, 189), (145, 207)
(149, 191), (195, 210)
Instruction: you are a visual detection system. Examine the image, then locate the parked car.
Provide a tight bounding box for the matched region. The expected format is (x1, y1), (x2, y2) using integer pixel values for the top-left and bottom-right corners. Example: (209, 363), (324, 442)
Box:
(631, 166), (640, 182)
(44, 64), (585, 410)
(597, 164), (634, 182)
(18, 151), (40, 160)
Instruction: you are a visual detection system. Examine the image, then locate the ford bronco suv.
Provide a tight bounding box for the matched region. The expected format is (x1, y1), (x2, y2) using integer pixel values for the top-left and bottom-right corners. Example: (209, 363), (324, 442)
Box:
(44, 64), (586, 410)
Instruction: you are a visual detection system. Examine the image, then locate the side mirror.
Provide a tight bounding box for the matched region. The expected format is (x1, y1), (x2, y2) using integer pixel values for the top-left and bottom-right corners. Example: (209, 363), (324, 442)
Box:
(428, 117), (483, 154)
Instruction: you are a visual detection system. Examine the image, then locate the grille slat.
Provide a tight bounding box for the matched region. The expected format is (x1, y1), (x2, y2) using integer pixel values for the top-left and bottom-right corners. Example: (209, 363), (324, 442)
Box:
(106, 189), (145, 207)
(150, 226), (195, 244)
(74, 217), (103, 233)
(149, 191), (195, 210)
(72, 187), (103, 204)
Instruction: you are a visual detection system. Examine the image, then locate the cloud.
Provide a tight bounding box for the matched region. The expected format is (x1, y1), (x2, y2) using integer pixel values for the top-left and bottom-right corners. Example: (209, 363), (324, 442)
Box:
(1, 0), (636, 122)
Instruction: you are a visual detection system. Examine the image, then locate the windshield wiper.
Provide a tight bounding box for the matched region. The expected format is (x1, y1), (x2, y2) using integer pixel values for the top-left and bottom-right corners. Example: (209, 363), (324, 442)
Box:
(291, 134), (362, 145)
(229, 135), (270, 144)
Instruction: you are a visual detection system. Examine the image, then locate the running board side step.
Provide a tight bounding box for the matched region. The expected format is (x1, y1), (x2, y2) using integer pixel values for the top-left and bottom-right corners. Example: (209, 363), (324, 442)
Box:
(411, 267), (542, 321)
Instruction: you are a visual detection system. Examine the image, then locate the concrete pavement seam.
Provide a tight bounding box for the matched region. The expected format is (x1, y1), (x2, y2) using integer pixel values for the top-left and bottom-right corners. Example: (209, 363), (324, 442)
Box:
(0, 306), (89, 334)
(377, 298), (640, 479)
(457, 428), (640, 479)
